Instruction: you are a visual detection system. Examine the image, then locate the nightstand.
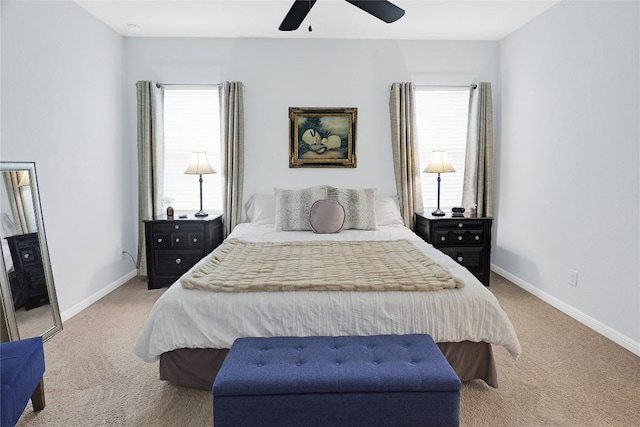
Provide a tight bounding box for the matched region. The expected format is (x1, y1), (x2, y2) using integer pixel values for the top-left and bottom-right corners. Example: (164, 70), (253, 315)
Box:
(414, 212), (493, 286)
(5, 233), (48, 310)
(144, 215), (223, 290)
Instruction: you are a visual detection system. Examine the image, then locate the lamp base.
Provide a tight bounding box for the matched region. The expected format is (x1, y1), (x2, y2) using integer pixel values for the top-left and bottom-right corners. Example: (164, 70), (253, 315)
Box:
(194, 210), (209, 218)
(431, 208), (446, 217)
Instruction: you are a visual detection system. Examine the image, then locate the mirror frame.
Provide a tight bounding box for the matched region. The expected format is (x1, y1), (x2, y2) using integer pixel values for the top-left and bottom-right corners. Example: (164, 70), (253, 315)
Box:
(0, 161), (62, 341)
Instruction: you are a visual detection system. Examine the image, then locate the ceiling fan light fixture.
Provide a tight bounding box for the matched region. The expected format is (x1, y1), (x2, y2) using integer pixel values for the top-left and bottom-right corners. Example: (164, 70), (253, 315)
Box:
(279, 0), (404, 32)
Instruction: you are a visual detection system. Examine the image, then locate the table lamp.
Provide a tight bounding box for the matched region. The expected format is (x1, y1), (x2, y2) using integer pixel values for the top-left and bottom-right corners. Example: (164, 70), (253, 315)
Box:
(423, 150), (456, 217)
(184, 152), (216, 217)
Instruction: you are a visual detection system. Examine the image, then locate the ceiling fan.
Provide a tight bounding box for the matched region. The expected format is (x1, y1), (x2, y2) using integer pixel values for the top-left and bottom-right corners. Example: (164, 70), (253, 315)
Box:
(279, 0), (405, 31)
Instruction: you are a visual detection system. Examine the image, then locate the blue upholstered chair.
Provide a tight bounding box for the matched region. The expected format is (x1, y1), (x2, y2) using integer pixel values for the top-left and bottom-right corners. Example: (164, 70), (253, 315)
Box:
(1, 337), (46, 426)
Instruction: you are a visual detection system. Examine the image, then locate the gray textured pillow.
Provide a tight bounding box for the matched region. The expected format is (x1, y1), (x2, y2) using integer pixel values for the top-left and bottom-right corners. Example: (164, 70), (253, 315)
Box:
(327, 187), (378, 230)
(274, 186), (328, 231)
(309, 199), (345, 234)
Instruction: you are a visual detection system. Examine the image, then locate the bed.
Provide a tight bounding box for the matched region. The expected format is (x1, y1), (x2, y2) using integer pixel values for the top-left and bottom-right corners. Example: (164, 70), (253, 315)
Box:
(133, 188), (521, 390)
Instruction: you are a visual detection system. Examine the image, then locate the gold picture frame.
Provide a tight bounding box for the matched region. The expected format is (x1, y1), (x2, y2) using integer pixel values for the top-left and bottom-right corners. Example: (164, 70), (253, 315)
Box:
(289, 107), (357, 168)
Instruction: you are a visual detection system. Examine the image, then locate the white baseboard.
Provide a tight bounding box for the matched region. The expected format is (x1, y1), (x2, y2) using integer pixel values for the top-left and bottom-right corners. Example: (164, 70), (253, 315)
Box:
(491, 264), (640, 357)
(60, 269), (138, 323)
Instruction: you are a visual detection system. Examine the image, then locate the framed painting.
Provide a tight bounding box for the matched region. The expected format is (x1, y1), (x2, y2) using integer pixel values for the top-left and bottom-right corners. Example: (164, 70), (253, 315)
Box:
(289, 107), (357, 168)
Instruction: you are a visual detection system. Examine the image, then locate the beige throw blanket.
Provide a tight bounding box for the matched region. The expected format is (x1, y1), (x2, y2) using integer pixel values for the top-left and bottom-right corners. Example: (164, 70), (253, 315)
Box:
(181, 238), (464, 292)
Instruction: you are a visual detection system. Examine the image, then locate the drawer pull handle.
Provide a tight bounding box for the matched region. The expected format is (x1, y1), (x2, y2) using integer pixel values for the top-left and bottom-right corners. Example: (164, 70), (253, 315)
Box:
(23, 253), (30, 259)
(175, 258), (182, 264)
(475, 235), (480, 240)
(458, 223), (463, 228)
(193, 238), (198, 243)
(175, 238), (180, 243)
(157, 238), (163, 243)
(440, 236), (446, 241)
(457, 236), (463, 241)
(174, 225), (180, 230)
(457, 256), (463, 262)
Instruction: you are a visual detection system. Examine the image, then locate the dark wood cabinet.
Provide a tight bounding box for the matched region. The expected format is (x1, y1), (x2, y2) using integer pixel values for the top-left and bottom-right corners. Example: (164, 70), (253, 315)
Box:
(5, 233), (49, 310)
(144, 215), (223, 290)
(414, 213), (493, 286)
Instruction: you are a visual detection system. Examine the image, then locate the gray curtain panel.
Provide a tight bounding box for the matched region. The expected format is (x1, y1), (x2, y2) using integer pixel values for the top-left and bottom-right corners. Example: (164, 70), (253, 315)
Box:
(2, 171), (34, 234)
(220, 81), (245, 238)
(389, 82), (424, 229)
(136, 81), (165, 276)
(462, 82), (494, 217)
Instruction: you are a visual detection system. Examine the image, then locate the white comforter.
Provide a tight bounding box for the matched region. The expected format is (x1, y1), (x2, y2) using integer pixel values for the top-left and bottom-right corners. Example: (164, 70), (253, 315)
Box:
(133, 223), (521, 362)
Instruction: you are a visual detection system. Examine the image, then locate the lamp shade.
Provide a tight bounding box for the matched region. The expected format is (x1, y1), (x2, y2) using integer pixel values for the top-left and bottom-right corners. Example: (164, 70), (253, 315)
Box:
(184, 152), (216, 175)
(423, 150), (456, 174)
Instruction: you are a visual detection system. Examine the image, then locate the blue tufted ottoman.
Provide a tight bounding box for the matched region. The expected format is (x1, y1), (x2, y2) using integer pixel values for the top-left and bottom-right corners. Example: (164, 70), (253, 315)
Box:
(213, 334), (461, 427)
(1, 337), (46, 426)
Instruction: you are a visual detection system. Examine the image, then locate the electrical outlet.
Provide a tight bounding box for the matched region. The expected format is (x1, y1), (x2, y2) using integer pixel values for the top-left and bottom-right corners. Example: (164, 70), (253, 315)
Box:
(568, 269), (578, 287)
(120, 248), (126, 261)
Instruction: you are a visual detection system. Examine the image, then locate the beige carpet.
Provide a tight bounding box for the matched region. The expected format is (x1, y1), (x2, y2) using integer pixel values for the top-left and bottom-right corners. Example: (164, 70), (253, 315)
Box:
(16, 273), (640, 426)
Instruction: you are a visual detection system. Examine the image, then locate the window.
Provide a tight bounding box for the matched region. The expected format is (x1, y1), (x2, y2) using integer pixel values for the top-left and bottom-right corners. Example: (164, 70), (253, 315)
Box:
(163, 88), (223, 215)
(415, 89), (470, 212)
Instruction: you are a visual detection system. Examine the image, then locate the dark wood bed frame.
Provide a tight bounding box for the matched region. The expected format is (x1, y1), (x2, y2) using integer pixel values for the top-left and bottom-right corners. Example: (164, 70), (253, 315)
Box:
(158, 340), (497, 391)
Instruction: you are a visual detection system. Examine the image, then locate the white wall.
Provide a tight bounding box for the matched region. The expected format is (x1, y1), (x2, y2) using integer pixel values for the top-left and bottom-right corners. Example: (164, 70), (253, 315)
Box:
(497, 1), (640, 352)
(125, 38), (498, 204)
(1, 1), (136, 317)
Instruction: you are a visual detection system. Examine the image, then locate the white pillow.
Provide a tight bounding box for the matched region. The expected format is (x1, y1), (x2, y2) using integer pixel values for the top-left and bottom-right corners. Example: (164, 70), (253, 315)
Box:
(274, 186), (328, 231)
(326, 187), (377, 230)
(244, 194), (276, 224)
(375, 195), (404, 226)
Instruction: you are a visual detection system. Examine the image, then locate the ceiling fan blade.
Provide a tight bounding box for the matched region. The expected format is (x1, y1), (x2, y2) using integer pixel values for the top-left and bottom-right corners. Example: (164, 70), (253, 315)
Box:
(279, 0), (318, 31)
(345, 0), (405, 23)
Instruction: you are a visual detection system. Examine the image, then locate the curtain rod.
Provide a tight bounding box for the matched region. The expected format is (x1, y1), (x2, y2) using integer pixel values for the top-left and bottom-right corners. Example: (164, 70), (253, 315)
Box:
(416, 84), (477, 89)
(155, 83), (222, 88)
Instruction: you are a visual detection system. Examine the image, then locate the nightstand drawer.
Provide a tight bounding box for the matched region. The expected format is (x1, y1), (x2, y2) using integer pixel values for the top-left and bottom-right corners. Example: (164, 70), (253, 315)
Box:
(153, 231), (205, 249)
(153, 232), (171, 248)
(169, 232), (189, 249)
(18, 248), (41, 266)
(154, 250), (203, 274)
(24, 269), (47, 293)
(452, 220), (484, 229)
(439, 247), (484, 269)
(469, 230), (483, 244)
(435, 229), (485, 246)
(187, 232), (205, 248)
(153, 222), (204, 233)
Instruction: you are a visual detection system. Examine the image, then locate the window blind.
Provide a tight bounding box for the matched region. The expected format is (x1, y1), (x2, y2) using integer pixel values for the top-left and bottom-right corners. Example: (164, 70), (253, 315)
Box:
(415, 89), (470, 211)
(163, 88), (223, 214)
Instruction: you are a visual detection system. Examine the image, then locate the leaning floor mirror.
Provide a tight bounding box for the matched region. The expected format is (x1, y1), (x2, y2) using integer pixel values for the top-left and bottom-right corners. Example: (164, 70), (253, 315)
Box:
(0, 161), (62, 341)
